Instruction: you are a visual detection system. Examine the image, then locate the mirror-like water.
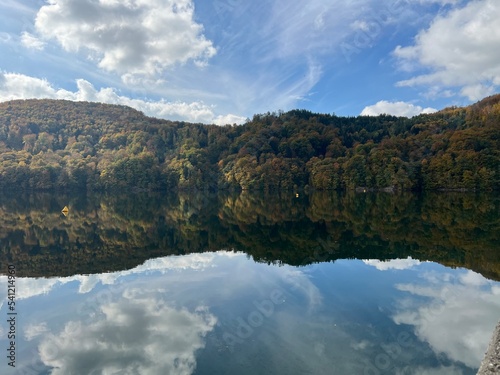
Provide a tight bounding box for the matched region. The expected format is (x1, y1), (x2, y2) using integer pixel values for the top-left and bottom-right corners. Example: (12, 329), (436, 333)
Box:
(0, 191), (499, 374)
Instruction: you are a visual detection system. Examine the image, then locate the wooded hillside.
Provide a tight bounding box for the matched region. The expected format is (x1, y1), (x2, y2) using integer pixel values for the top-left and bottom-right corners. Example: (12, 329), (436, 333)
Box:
(0, 95), (499, 191)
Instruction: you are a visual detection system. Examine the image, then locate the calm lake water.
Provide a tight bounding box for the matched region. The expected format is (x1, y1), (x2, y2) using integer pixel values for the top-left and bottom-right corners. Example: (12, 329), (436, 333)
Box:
(0, 191), (499, 374)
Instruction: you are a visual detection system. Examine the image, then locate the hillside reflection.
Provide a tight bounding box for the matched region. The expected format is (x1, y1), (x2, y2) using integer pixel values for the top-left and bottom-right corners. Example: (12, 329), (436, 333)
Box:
(0, 191), (498, 279)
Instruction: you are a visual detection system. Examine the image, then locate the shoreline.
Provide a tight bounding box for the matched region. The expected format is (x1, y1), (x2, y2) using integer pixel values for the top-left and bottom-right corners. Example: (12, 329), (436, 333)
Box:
(478, 320), (500, 374)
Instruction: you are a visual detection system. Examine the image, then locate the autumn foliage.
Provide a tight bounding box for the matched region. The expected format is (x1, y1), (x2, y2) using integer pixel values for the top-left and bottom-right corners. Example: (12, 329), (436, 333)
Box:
(0, 95), (499, 191)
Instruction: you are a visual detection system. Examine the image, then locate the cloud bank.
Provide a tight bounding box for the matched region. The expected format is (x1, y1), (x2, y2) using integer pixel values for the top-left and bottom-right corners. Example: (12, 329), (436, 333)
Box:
(363, 256), (423, 271)
(394, 0), (500, 100)
(361, 100), (437, 117)
(33, 0), (216, 78)
(393, 270), (500, 368)
(39, 292), (216, 375)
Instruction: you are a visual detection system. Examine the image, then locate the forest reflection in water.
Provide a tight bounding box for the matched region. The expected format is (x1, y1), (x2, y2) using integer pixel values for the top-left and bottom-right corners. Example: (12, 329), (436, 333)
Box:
(0, 190), (498, 279)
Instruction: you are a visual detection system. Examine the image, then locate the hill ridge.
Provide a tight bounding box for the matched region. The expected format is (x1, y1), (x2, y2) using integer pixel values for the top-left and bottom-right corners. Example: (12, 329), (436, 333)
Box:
(0, 95), (498, 191)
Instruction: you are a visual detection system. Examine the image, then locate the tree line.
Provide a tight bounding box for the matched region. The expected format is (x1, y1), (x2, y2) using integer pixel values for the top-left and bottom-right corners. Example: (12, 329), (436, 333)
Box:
(0, 95), (499, 191)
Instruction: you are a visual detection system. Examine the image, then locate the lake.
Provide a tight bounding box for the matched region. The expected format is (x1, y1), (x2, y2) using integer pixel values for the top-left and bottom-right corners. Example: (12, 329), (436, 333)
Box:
(0, 191), (499, 374)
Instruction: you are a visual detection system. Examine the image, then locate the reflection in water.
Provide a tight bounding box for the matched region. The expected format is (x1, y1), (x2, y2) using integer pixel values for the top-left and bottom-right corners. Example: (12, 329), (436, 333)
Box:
(0, 191), (498, 279)
(0, 191), (498, 374)
(0, 252), (497, 374)
(392, 270), (500, 369)
(363, 257), (422, 271)
(39, 293), (216, 375)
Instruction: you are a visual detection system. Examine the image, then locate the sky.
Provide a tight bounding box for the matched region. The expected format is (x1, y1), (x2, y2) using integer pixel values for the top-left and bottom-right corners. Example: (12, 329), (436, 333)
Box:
(0, 0), (499, 124)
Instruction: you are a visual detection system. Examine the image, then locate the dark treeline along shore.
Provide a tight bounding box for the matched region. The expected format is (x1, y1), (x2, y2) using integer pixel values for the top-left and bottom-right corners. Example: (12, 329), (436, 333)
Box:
(0, 94), (499, 192)
(0, 191), (498, 281)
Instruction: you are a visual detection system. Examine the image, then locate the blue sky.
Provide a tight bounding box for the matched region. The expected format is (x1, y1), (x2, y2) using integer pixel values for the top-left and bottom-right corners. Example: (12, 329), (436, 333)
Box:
(0, 0), (499, 124)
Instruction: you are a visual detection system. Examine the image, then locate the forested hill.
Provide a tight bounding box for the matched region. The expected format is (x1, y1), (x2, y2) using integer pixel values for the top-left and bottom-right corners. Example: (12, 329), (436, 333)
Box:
(0, 95), (499, 191)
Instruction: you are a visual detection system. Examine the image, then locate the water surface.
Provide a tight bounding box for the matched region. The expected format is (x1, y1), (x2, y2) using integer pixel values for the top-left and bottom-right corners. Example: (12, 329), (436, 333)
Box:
(0, 191), (499, 374)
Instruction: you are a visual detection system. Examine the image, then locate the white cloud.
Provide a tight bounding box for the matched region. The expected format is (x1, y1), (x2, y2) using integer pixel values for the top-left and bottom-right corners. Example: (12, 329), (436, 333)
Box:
(38, 293), (216, 375)
(394, 0), (500, 100)
(0, 72), (65, 100)
(0, 72), (245, 124)
(230, 0), (401, 112)
(261, 0), (401, 61)
(361, 100), (437, 117)
(363, 257), (422, 271)
(459, 83), (495, 101)
(33, 0), (216, 78)
(0, 32), (12, 43)
(459, 270), (488, 287)
(350, 340), (372, 350)
(350, 20), (371, 32)
(213, 114), (247, 125)
(24, 322), (49, 341)
(16, 278), (60, 299)
(281, 269), (322, 311)
(20, 31), (45, 50)
(393, 271), (500, 368)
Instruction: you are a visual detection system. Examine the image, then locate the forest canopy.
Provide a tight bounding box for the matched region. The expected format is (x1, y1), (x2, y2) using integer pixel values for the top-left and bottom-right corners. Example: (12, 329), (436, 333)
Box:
(0, 95), (499, 191)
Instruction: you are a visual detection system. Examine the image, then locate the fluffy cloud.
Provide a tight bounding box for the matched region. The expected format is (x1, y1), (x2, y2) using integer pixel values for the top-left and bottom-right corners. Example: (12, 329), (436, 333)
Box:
(394, 0), (500, 100)
(24, 322), (49, 341)
(38, 293), (216, 375)
(33, 0), (216, 77)
(213, 113), (248, 126)
(363, 257), (422, 271)
(0, 72), (245, 124)
(393, 270), (500, 368)
(361, 100), (437, 117)
(20, 31), (45, 50)
(16, 277), (60, 299)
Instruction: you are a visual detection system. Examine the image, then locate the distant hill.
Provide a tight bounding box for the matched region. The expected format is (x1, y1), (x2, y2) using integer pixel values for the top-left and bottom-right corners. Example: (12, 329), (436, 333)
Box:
(0, 95), (499, 191)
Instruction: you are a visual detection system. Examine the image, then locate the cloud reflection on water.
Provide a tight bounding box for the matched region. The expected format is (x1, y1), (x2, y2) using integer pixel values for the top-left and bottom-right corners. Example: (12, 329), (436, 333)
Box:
(39, 291), (216, 375)
(393, 270), (500, 368)
(0, 253), (497, 374)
